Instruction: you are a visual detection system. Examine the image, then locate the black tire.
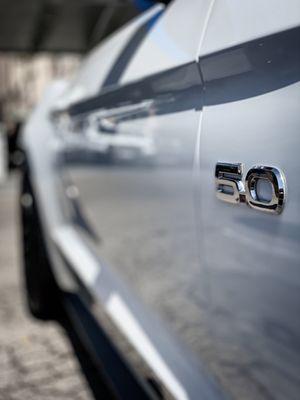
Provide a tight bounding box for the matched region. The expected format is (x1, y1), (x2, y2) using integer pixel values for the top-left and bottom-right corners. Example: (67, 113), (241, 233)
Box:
(20, 169), (64, 321)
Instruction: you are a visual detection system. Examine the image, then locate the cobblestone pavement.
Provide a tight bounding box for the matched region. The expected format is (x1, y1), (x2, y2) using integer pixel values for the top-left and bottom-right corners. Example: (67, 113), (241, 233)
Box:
(0, 174), (94, 400)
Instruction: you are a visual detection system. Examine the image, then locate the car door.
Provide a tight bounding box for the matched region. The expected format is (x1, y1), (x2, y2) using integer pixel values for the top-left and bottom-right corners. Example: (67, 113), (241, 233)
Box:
(56, 1), (225, 399)
(196, 1), (300, 399)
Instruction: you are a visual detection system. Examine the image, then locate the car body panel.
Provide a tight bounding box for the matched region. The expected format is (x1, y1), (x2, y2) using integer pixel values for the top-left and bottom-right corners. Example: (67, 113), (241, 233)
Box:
(195, 24), (300, 399)
(198, 0), (300, 57)
(121, 0), (214, 83)
(56, 4), (164, 108)
(56, 62), (223, 400)
(197, 82), (300, 400)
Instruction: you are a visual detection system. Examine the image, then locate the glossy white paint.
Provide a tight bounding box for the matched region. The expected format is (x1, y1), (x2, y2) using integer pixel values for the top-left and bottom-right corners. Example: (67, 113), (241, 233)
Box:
(106, 293), (189, 400)
(56, 4), (164, 108)
(22, 81), (83, 291)
(197, 81), (300, 399)
(121, 0), (214, 83)
(23, 2), (300, 398)
(23, 66), (218, 400)
(199, 0), (300, 56)
(53, 226), (101, 286)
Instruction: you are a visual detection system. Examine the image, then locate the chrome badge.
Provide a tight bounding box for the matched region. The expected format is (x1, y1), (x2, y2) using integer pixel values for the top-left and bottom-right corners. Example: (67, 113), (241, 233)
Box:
(215, 163), (286, 214)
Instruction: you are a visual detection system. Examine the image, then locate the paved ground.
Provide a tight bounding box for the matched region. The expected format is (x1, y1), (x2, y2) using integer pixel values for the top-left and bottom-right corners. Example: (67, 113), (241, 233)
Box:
(0, 174), (94, 400)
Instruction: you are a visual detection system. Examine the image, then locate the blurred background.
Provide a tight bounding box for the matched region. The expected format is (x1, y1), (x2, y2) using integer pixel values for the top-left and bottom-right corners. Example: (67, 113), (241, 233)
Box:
(0, 1), (159, 399)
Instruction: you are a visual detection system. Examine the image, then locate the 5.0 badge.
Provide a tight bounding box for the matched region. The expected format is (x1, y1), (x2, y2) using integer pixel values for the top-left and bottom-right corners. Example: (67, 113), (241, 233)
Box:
(215, 163), (286, 214)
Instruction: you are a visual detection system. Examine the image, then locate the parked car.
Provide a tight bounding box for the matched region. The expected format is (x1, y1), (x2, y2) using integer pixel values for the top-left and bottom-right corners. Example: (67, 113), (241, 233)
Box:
(20, 1), (300, 399)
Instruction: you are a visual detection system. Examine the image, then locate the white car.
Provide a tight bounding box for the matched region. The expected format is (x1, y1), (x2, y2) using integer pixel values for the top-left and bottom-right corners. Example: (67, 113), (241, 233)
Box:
(21, 1), (300, 399)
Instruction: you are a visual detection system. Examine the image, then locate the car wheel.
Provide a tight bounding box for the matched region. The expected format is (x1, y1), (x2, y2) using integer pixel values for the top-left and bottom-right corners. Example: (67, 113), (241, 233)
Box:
(20, 169), (64, 321)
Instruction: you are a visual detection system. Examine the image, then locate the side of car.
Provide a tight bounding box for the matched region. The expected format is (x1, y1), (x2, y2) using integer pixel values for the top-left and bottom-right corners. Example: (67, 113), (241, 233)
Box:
(21, 1), (300, 399)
